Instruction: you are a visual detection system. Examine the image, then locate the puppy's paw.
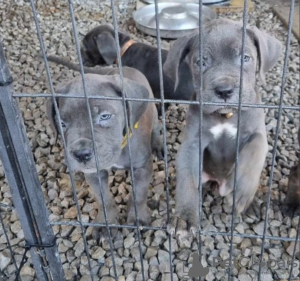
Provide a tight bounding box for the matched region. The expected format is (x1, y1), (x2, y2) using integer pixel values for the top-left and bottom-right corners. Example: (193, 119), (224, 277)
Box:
(282, 166), (300, 216)
(92, 227), (118, 243)
(167, 212), (198, 240)
(92, 209), (119, 243)
(282, 201), (300, 217)
(152, 139), (164, 161)
(226, 187), (257, 214)
(127, 206), (151, 226)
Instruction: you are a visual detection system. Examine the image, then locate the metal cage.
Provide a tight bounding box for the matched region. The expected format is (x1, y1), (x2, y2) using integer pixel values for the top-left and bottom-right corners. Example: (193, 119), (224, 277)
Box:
(0, 0), (299, 280)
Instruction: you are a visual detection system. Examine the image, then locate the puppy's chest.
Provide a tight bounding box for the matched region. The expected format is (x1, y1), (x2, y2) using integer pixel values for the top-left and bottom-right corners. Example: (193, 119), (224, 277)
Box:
(204, 120), (249, 164)
(208, 122), (237, 140)
(205, 121), (240, 159)
(110, 149), (132, 170)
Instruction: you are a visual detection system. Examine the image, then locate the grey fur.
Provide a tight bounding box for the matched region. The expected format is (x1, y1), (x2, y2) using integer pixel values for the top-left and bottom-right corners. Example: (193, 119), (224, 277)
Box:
(163, 18), (282, 238)
(46, 68), (163, 240)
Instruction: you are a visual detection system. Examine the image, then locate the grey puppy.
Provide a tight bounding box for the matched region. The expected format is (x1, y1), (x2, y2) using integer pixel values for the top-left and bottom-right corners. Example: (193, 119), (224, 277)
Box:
(163, 18), (282, 238)
(283, 127), (300, 215)
(47, 67), (162, 240)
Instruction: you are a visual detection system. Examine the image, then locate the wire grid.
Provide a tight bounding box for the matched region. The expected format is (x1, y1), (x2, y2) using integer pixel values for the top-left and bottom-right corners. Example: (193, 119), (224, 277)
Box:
(0, 0), (299, 280)
(0, 209), (19, 280)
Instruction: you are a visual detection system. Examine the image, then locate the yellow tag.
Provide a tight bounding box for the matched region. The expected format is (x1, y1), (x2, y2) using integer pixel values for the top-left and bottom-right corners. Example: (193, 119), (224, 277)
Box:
(121, 122), (139, 149)
(226, 112), (234, 119)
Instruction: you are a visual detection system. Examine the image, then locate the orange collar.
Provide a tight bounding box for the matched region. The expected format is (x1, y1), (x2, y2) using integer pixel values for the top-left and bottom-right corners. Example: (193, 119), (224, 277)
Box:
(115, 39), (135, 65)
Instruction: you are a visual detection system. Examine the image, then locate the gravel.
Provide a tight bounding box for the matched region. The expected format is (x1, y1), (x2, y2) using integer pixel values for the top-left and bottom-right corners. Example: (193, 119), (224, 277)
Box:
(0, 0), (299, 280)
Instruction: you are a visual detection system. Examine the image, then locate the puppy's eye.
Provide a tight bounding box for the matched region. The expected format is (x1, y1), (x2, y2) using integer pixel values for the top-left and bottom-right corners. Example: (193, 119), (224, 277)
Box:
(196, 59), (207, 67)
(61, 120), (67, 129)
(99, 114), (112, 121)
(243, 55), (251, 62)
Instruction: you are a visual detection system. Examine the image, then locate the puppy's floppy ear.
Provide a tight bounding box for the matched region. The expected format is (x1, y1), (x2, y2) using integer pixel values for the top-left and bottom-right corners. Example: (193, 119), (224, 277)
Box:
(163, 32), (195, 91)
(96, 32), (117, 65)
(123, 79), (149, 131)
(110, 77), (149, 131)
(46, 97), (59, 141)
(248, 26), (282, 84)
(46, 81), (72, 141)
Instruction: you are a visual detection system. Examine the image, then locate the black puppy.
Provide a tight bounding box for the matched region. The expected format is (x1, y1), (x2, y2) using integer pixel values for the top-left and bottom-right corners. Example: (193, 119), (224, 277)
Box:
(282, 127), (300, 215)
(80, 24), (194, 102)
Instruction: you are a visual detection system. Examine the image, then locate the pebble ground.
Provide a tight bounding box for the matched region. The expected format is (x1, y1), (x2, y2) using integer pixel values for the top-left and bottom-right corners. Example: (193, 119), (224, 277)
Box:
(0, 0), (299, 280)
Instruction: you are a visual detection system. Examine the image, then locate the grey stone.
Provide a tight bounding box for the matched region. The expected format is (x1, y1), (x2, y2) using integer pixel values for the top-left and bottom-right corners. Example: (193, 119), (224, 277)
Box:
(0, 250), (11, 271)
(149, 265), (159, 280)
(144, 247), (158, 260)
(253, 221), (265, 235)
(92, 247), (106, 260)
(74, 238), (84, 257)
(158, 250), (170, 263)
(161, 273), (178, 281)
(159, 261), (171, 273)
(124, 236), (135, 249)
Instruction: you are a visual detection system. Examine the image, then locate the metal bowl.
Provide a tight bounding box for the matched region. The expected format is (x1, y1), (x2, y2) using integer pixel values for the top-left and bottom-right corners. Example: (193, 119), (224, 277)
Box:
(133, 3), (216, 39)
(140, 0), (230, 4)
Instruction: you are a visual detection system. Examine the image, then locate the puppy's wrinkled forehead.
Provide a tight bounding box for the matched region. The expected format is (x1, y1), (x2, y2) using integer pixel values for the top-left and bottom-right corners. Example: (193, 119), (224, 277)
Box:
(200, 20), (257, 58)
(58, 75), (121, 120)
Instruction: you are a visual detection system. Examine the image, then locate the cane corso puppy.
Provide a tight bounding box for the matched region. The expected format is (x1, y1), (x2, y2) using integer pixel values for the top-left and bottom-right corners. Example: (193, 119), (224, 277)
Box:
(79, 24), (194, 102)
(163, 18), (282, 238)
(47, 67), (163, 240)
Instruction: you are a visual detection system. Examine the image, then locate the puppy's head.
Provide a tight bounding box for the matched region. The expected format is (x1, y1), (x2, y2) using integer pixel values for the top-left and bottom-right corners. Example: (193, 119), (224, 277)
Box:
(81, 24), (131, 67)
(47, 74), (149, 173)
(164, 18), (282, 114)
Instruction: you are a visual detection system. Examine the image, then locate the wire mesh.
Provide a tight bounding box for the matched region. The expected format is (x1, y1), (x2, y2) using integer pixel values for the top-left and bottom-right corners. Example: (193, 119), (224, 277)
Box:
(227, 0), (249, 279)
(0, 0), (299, 280)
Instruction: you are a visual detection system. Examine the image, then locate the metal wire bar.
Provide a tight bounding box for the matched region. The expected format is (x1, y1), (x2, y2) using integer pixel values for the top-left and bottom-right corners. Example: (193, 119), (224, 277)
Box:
(0, 1), (299, 280)
(28, 0), (95, 279)
(67, 0), (119, 279)
(152, 0), (173, 280)
(12, 93), (299, 110)
(50, 220), (300, 242)
(227, 0), (249, 279)
(110, 0), (146, 279)
(197, 2), (204, 280)
(288, 215), (300, 281)
(258, 0), (296, 280)
(0, 210), (19, 280)
(0, 36), (64, 281)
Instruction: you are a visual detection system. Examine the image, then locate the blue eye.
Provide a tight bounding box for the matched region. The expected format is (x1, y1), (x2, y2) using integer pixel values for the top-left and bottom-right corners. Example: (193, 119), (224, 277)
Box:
(99, 114), (111, 121)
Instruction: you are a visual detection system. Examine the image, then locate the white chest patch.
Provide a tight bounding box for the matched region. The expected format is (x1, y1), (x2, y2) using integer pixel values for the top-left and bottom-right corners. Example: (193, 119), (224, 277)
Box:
(111, 164), (125, 170)
(210, 123), (237, 139)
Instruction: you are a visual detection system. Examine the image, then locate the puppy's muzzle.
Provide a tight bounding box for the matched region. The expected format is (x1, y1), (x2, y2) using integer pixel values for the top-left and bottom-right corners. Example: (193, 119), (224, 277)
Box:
(213, 77), (236, 102)
(73, 149), (93, 163)
(70, 138), (93, 163)
(214, 84), (234, 101)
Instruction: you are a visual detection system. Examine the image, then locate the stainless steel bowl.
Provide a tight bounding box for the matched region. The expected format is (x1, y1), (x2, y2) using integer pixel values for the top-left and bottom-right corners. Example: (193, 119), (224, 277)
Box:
(133, 3), (217, 39)
(140, 0), (229, 4)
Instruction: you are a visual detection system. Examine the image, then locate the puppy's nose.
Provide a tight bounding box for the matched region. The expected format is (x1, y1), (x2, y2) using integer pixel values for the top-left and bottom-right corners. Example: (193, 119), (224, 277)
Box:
(73, 149), (93, 162)
(215, 84), (234, 101)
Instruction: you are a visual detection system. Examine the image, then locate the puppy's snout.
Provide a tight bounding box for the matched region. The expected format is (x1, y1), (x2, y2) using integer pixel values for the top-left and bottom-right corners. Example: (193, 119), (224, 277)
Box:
(73, 149), (93, 163)
(214, 84), (234, 101)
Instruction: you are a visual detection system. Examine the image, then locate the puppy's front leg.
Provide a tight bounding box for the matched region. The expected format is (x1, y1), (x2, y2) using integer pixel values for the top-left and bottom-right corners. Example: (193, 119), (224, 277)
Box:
(225, 131), (268, 213)
(85, 171), (119, 241)
(282, 165), (300, 215)
(127, 157), (153, 225)
(169, 137), (209, 239)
